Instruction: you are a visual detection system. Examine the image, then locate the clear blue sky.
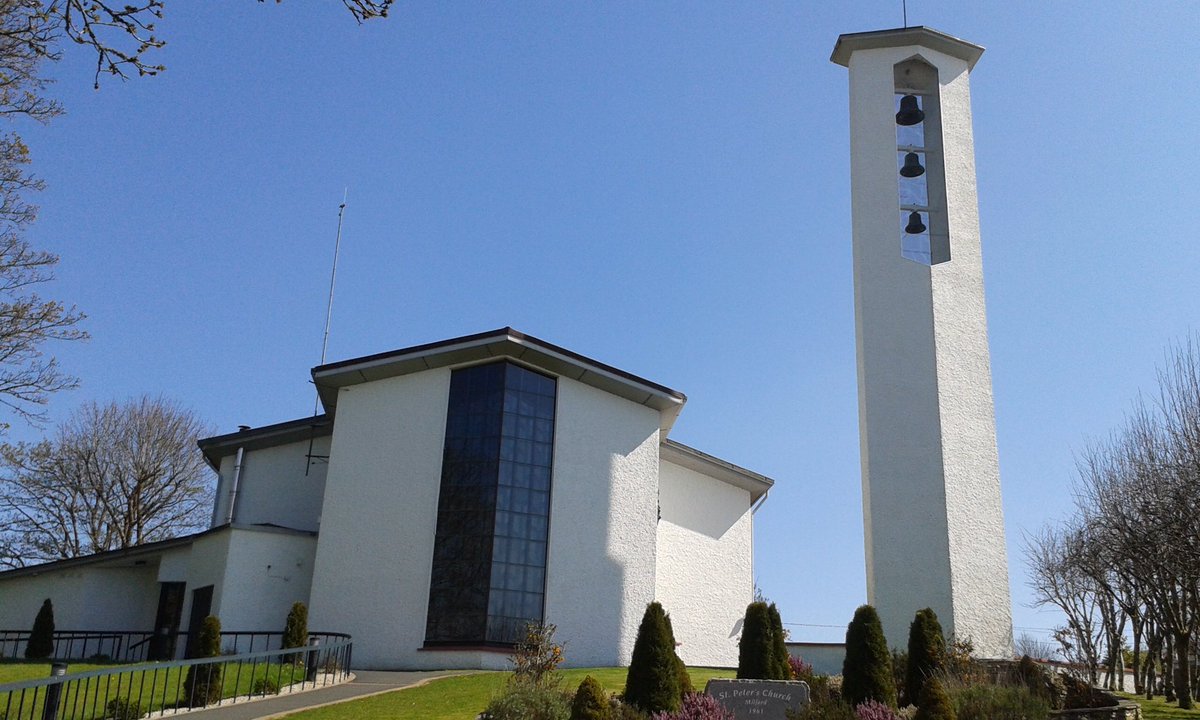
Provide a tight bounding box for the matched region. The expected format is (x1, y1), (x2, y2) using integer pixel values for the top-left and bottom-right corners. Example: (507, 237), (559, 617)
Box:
(12, 2), (1200, 649)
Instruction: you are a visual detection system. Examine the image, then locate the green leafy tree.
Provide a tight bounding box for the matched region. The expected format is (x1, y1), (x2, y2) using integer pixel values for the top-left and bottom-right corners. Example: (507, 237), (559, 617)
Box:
(570, 675), (612, 720)
(738, 601), (774, 679)
(914, 677), (955, 720)
(24, 597), (54, 659)
(905, 608), (946, 706)
(624, 602), (682, 714)
(282, 601), (308, 652)
(842, 605), (896, 707)
(769, 603), (792, 680)
(183, 615), (223, 706)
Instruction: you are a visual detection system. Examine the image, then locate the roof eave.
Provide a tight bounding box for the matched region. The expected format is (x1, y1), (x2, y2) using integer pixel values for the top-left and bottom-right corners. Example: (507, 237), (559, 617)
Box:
(831, 26), (985, 70)
(312, 328), (687, 433)
(660, 438), (775, 502)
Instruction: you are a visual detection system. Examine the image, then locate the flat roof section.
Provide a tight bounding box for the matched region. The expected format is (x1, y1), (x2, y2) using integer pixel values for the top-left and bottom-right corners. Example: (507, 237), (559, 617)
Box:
(830, 26), (985, 70)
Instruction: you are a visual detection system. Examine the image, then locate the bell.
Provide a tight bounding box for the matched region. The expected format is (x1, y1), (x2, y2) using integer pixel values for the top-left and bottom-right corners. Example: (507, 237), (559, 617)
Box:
(895, 94), (924, 126)
(899, 152), (925, 178)
(904, 211), (927, 234)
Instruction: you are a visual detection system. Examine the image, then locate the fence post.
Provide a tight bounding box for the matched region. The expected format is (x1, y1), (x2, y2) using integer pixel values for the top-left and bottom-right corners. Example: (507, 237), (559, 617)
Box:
(41, 662), (67, 720)
(305, 638), (320, 683)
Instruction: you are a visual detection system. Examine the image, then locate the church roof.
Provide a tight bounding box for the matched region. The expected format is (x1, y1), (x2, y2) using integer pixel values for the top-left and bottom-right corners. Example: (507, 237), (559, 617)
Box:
(311, 327), (687, 432)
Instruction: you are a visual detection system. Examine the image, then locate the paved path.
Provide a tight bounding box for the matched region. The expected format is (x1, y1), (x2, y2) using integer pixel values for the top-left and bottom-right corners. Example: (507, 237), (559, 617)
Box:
(185, 670), (475, 720)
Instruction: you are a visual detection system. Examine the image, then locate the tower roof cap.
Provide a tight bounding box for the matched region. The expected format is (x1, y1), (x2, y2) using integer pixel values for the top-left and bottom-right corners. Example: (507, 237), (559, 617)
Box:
(831, 26), (984, 70)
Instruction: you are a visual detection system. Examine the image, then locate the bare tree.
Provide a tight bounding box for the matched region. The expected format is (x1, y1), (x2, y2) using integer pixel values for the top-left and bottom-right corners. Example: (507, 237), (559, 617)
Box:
(1014, 632), (1058, 661)
(0, 0), (394, 430)
(1024, 524), (1106, 683)
(0, 396), (213, 567)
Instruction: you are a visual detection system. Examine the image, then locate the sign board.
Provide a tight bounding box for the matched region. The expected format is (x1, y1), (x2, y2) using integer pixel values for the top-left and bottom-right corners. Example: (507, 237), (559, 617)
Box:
(704, 678), (810, 719)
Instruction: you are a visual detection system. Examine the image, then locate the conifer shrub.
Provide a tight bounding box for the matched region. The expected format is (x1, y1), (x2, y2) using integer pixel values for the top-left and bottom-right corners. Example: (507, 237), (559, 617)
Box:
(183, 616), (223, 707)
(103, 697), (142, 720)
(769, 603), (792, 680)
(913, 678), (954, 720)
(252, 676), (281, 695)
(842, 605), (895, 707)
(891, 651), (908, 705)
(624, 602), (682, 714)
(571, 676), (612, 720)
(905, 609), (945, 706)
(737, 601), (774, 679)
(282, 602), (308, 651)
(25, 598), (55, 660)
(663, 614), (693, 697)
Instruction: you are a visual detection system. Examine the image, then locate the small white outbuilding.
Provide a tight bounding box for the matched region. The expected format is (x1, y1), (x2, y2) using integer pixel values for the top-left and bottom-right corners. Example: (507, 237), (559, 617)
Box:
(0, 328), (773, 669)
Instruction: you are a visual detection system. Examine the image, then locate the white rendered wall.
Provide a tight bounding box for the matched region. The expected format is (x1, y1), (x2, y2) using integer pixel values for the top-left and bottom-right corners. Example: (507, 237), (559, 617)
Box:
(210, 437), (330, 532)
(0, 565), (160, 633)
(544, 377), (660, 668)
(846, 40), (1012, 657)
(655, 458), (752, 667)
(215, 529), (316, 632)
(307, 366), (663, 670)
(307, 370), (452, 670)
(176, 531), (232, 638)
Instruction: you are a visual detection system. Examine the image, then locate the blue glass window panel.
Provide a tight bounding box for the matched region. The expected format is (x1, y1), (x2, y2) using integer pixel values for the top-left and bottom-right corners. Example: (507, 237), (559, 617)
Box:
(428, 361), (556, 646)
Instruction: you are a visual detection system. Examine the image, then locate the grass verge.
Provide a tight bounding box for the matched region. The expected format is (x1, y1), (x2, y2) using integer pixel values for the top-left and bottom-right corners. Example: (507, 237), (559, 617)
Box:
(1, 659), (308, 719)
(284, 666), (736, 720)
(1119, 693), (1200, 720)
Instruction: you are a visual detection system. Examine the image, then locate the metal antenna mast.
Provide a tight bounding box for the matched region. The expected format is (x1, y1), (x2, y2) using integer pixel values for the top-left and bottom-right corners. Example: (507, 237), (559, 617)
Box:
(313, 190), (348, 415)
(307, 190), (348, 473)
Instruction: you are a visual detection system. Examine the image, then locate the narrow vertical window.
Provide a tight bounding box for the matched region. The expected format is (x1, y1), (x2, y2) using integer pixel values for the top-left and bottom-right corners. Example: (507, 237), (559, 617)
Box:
(426, 361), (556, 646)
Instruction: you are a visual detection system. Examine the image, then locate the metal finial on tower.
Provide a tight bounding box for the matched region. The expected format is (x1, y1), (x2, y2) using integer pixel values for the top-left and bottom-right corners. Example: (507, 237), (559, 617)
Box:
(902, 0), (908, 28)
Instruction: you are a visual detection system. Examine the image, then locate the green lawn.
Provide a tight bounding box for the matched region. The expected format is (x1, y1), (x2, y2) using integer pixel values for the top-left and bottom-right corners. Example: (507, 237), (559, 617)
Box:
(0, 661), (126, 684)
(1119, 693), (1200, 720)
(0, 659), (309, 719)
(284, 666), (736, 720)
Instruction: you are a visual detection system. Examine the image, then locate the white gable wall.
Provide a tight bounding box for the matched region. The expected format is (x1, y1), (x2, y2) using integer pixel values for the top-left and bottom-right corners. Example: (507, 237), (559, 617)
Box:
(306, 365), (664, 670)
(655, 458), (753, 667)
(307, 369), (453, 670)
(544, 376), (660, 668)
(210, 437), (330, 532)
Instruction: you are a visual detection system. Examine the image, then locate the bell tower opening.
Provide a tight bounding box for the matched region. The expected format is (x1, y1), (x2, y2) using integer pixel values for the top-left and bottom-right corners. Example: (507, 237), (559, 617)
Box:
(894, 57), (950, 265)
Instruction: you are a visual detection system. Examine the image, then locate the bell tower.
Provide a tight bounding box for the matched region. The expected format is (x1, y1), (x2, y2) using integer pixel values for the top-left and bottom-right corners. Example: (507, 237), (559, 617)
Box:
(831, 27), (1013, 657)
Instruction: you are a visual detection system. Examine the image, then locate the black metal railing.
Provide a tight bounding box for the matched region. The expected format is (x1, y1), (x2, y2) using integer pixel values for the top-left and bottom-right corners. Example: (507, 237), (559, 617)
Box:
(0, 630), (340, 664)
(0, 633), (352, 720)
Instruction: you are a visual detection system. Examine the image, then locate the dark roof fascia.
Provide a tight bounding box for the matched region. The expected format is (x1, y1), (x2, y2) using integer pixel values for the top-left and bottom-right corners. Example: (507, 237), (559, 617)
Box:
(0, 526), (225, 580)
(198, 414), (333, 469)
(659, 438), (775, 502)
(311, 327), (688, 432)
(830, 26), (984, 70)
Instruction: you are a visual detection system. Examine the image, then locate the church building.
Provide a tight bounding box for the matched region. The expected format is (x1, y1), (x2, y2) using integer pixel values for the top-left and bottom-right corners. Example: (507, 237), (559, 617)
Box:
(0, 328), (773, 669)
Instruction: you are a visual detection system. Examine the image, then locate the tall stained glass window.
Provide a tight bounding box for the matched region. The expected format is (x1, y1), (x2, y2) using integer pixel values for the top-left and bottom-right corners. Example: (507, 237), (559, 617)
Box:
(425, 361), (556, 646)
